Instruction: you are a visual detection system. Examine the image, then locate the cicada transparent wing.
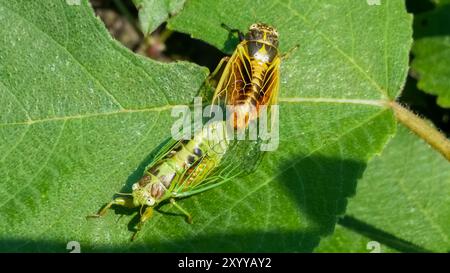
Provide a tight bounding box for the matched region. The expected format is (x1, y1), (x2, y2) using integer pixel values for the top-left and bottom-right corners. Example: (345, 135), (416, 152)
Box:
(173, 135), (264, 199)
(211, 44), (250, 110)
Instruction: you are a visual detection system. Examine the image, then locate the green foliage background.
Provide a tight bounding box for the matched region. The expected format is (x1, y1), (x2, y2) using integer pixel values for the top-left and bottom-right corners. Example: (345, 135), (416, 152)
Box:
(0, 0), (448, 252)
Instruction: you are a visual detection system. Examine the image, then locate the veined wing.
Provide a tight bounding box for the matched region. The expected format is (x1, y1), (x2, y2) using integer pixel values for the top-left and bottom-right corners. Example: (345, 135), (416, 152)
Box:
(172, 136), (265, 198)
(260, 56), (281, 107)
(211, 43), (253, 108)
(143, 137), (185, 172)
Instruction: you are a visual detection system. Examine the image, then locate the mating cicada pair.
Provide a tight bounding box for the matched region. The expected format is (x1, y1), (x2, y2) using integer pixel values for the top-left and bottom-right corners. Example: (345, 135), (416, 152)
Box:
(88, 23), (288, 241)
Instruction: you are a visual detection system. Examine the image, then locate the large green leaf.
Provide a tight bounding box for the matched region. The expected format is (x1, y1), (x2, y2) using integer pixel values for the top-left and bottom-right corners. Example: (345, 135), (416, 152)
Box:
(316, 125), (450, 253)
(411, 5), (450, 108)
(0, 0), (412, 252)
(0, 0), (206, 251)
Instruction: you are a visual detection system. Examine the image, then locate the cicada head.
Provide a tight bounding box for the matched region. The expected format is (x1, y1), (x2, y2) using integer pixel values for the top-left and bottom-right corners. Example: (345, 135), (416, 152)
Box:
(131, 182), (156, 207)
(246, 23), (279, 48)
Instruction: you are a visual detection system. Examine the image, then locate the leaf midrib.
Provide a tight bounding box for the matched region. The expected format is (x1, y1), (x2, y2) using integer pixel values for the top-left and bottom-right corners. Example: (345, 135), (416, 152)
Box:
(0, 104), (177, 127)
(0, 99), (387, 127)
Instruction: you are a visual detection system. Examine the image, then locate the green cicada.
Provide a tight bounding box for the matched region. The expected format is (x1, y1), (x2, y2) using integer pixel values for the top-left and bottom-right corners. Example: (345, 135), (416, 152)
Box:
(87, 120), (246, 240)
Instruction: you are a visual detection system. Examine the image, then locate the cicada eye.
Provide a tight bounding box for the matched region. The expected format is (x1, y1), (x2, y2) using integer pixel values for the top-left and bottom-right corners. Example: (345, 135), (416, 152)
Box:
(249, 23), (258, 30)
(147, 197), (155, 206)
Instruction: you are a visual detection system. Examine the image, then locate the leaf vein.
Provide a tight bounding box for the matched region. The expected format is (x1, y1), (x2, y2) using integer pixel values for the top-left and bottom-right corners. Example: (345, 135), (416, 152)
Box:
(3, 6), (125, 110)
(0, 120), (66, 210)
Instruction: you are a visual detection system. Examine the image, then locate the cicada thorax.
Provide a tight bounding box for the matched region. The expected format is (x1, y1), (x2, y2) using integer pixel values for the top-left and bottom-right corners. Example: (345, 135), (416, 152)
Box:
(132, 121), (228, 205)
(134, 140), (203, 202)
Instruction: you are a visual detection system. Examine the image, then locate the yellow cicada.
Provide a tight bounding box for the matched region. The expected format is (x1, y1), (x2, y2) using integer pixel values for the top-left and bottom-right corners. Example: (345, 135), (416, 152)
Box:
(211, 23), (281, 129)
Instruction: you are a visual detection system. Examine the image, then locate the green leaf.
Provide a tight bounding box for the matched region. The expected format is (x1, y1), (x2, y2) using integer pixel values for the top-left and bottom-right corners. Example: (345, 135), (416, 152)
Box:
(411, 5), (450, 108)
(316, 125), (450, 253)
(0, 0), (412, 252)
(0, 0), (206, 251)
(133, 0), (185, 35)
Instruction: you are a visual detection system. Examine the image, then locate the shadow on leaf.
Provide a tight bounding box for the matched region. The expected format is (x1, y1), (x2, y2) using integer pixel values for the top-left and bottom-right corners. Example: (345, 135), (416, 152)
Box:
(275, 154), (365, 238)
(1, 154), (366, 252)
(1, 155), (433, 253)
(338, 216), (433, 253)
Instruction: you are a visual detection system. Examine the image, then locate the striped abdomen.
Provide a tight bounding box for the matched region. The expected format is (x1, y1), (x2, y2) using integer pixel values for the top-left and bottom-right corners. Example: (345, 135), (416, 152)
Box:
(136, 140), (204, 200)
(231, 58), (270, 128)
(237, 60), (268, 108)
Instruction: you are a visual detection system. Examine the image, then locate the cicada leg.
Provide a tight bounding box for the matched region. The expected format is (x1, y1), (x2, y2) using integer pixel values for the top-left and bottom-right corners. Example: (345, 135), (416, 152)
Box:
(281, 44), (299, 60)
(221, 23), (244, 41)
(170, 198), (193, 224)
(207, 56), (230, 87)
(131, 206), (153, 241)
(86, 196), (134, 219)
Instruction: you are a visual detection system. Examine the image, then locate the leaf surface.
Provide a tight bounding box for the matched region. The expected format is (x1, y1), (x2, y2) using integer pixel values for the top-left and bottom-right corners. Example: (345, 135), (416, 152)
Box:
(316, 125), (450, 253)
(0, 0), (412, 252)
